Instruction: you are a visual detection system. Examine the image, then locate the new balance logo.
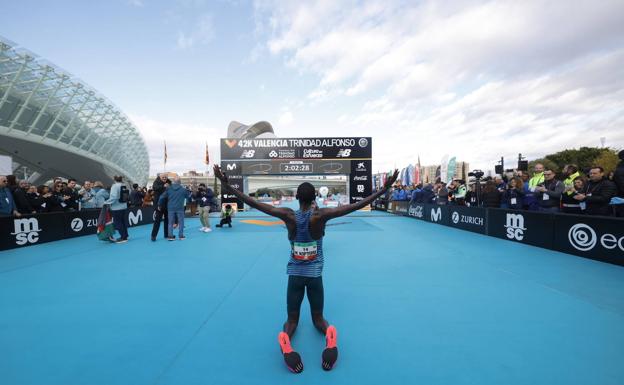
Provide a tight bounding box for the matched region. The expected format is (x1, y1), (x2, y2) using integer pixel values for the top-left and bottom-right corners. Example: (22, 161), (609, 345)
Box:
(241, 150), (255, 158)
(504, 213), (526, 241)
(11, 218), (42, 245)
(336, 149), (351, 158)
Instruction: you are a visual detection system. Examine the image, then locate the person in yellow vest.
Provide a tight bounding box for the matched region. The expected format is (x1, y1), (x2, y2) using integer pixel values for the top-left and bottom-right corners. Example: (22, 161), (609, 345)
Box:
(562, 164), (581, 189)
(528, 163), (545, 192)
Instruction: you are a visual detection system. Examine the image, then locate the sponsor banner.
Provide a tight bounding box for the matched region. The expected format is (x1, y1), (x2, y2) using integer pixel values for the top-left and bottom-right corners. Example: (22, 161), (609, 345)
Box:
(350, 160), (372, 203)
(221, 137), (372, 160)
(407, 203), (425, 219)
(373, 199), (388, 211)
(446, 206), (487, 234)
(390, 201), (409, 215)
(488, 208), (554, 249)
(0, 212), (65, 250)
(127, 206), (155, 227)
(0, 207), (156, 251)
(553, 214), (624, 266)
(423, 204), (450, 225)
(63, 209), (100, 238)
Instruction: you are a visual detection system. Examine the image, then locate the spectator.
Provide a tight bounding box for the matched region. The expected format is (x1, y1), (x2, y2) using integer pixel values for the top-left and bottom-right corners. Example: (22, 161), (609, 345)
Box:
(503, 177), (525, 210)
(105, 175), (129, 243)
(465, 183), (478, 207)
(63, 178), (80, 211)
(0, 175), (20, 217)
(50, 182), (67, 212)
(536, 169), (564, 212)
(494, 175), (506, 193)
(129, 183), (144, 207)
(614, 150), (624, 217)
(562, 164), (581, 189)
(151, 173), (172, 241)
(158, 176), (191, 241)
(143, 189), (154, 207)
(92, 181), (109, 208)
(481, 180), (502, 208)
(561, 177), (586, 215)
(194, 183), (214, 232)
(574, 166), (617, 216)
(13, 180), (36, 214)
(448, 180), (467, 205)
(79, 181), (96, 209)
(419, 183), (435, 204)
(37, 185), (55, 212)
(6, 174), (18, 193)
(435, 182), (448, 205)
(26, 185), (42, 212)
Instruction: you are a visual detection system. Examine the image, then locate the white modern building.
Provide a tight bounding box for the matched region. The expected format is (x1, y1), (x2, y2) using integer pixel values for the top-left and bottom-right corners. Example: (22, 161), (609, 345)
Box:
(0, 36), (149, 185)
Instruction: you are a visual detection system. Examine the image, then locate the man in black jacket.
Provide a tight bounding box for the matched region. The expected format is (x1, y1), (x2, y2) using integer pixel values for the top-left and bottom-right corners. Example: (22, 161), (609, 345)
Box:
(151, 173), (172, 241)
(13, 180), (36, 214)
(614, 150), (624, 217)
(536, 169), (564, 212)
(574, 166), (617, 216)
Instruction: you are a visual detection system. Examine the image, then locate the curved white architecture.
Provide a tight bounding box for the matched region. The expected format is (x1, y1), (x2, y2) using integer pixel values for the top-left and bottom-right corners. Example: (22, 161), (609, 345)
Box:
(0, 36), (149, 185)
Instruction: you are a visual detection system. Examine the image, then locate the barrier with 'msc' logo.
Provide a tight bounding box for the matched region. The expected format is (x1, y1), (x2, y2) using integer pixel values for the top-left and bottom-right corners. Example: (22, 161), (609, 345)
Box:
(0, 213), (64, 249)
(553, 214), (624, 265)
(488, 209), (554, 249)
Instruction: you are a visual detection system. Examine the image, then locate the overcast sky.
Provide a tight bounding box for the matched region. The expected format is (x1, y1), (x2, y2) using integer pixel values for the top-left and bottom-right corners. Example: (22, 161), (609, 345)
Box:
(2, 0), (623, 175)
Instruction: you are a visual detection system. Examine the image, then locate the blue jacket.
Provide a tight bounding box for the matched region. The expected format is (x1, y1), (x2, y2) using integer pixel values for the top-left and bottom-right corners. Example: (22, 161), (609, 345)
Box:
(105, 183), (128, 211)
(193, 188), (214, 208)
(159, 183), (191, 211)
(93, 187), (109, 208)
(0, 187), (16, 215)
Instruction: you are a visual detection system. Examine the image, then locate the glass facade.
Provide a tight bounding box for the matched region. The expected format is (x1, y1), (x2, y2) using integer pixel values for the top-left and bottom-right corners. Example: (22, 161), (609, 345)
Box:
(0, 36), (149, 184)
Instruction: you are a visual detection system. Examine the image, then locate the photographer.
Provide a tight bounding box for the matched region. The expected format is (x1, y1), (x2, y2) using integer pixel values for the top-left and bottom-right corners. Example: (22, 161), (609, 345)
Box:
(193, 183), (214, 232)
(503, 177), (525, 210)
(536, 169), (564, 213)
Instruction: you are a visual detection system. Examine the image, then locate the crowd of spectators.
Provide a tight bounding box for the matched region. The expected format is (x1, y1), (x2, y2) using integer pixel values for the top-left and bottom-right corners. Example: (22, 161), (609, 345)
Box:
(0, 175), (158, 217)
(386, 150), (624, 218)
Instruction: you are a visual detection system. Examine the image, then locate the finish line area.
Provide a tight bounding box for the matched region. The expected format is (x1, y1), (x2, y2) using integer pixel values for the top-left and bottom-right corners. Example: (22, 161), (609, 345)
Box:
(1, 210), (623, 385)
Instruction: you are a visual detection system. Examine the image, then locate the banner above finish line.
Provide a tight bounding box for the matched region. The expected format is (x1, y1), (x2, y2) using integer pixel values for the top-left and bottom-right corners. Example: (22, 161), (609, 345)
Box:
(220, 137), (372, 161)
(220, 137), (373, 207)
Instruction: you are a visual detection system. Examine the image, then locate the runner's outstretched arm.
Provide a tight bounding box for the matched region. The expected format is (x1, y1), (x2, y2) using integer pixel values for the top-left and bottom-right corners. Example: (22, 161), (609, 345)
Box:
(318, 169), (399, 222)
(213, 165), (295, 222)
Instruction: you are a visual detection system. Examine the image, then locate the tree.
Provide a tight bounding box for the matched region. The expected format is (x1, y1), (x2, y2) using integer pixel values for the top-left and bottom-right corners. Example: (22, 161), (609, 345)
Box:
(543, 147), (615, 172)
(528, 158), (559, 174)
(592, 151), (619, 175)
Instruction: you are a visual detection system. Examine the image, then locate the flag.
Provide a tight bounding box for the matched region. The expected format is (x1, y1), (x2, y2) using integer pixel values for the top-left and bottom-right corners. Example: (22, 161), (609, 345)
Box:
(204, 142), (210, 165)
(164, 141), (168, 165)
(414, 155), (421, 185)
(447, 157), (457, 184)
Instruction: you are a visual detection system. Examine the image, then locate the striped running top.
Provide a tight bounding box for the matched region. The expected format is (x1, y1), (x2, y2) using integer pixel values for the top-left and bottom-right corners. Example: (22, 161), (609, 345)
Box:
(287, 209), (324, 278)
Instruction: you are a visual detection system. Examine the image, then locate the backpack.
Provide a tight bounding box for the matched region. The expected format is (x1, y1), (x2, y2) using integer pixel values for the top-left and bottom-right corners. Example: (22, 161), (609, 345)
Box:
(119, 185), (129, 203)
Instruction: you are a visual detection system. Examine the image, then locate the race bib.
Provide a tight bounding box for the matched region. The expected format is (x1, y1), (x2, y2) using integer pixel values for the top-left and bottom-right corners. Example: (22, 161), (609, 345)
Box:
(292, 241), (318, 261)
(511, 198), (517, 205)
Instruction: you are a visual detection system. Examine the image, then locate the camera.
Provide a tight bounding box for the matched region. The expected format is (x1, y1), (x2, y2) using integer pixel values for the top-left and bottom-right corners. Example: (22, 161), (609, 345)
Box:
(468, 170), (484, 179)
